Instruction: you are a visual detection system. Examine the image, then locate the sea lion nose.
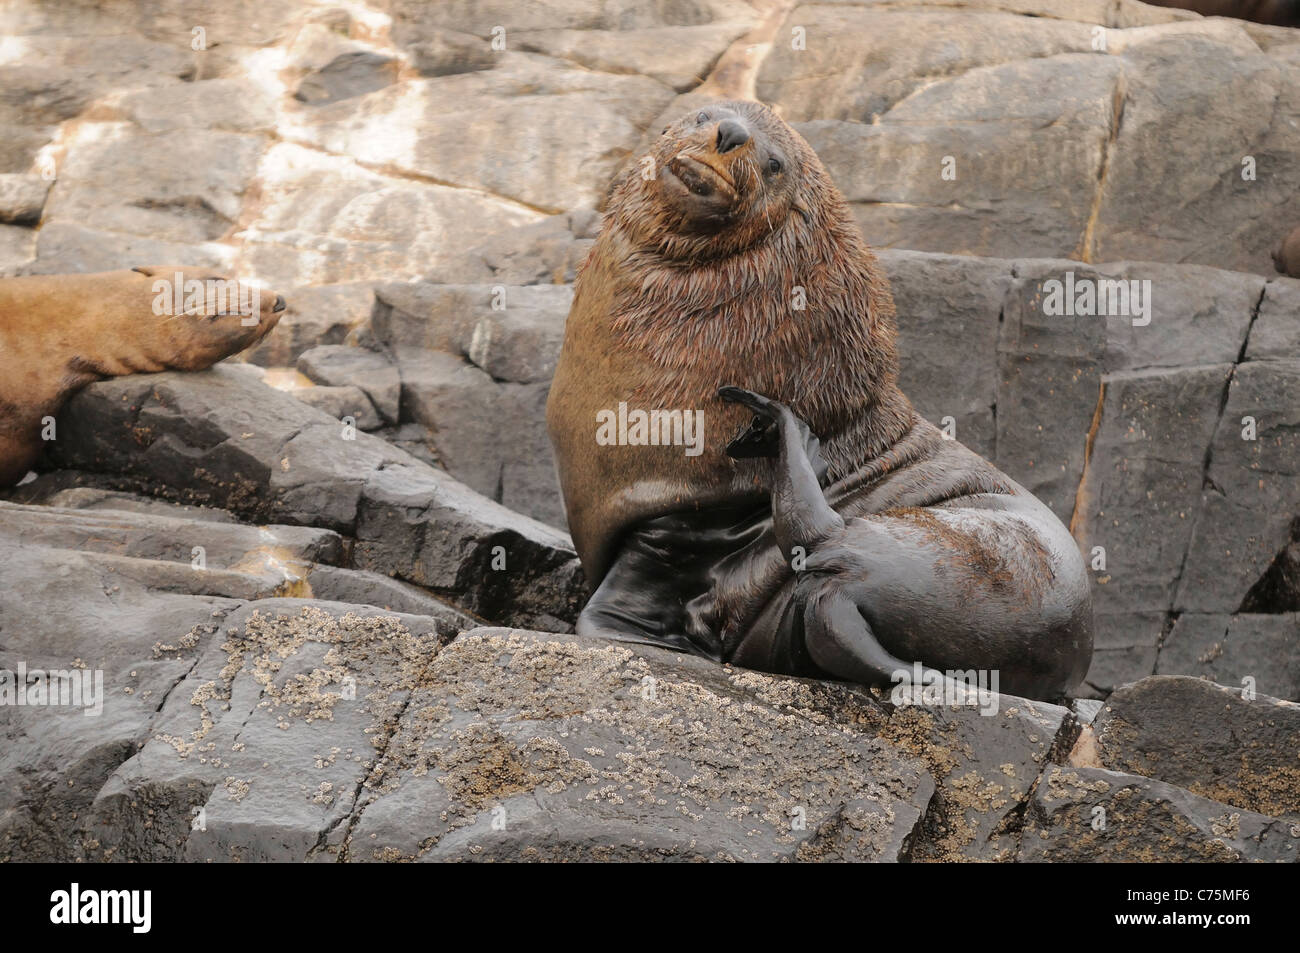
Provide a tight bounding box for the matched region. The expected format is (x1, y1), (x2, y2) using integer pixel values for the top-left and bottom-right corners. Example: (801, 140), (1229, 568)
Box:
(272, 294), (286, 313)
(716, 119), (750, 154)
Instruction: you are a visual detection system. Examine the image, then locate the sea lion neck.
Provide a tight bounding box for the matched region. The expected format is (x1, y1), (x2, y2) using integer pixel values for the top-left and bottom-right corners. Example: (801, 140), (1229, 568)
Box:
(586, 213), (915, 476)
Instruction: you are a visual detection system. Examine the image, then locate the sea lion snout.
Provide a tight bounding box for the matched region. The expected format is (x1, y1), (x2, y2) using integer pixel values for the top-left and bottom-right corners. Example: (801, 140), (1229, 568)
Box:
(715, 118), (750, 155)
(628, 100), (801, 253)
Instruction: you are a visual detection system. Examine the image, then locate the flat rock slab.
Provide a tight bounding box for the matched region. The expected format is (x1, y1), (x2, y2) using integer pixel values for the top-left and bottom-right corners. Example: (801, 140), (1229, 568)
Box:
(1093, 675), (1300, 821)
(343, 628), (936, 862)
(1020, 765), (1300, 862)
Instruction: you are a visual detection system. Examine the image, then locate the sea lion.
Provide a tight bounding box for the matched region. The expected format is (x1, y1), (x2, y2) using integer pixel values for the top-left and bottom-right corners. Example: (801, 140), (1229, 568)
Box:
(1274, 224), (1300, 277)
(546, 100), (1093, 700)
(0, 266), (285, 487)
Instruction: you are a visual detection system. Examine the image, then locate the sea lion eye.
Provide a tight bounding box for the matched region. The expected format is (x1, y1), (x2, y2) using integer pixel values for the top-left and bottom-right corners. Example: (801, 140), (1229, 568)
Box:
(661, 126), (669, 135)
(697, 112), (708, 124)
(767, 157), (782, 174)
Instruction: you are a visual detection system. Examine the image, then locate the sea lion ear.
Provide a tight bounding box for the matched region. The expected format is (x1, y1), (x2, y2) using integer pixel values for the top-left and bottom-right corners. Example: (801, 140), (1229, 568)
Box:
(132, 266), (152, 275)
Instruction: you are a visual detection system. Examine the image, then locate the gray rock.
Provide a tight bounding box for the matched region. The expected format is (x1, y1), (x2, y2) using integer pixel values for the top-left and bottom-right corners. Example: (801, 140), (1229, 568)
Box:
(422, 211), (596, 287)
(882, 249), (1008, 459)
(45, 367), (585, 629)
(373, 282), (572, 382)
(43, 125), (264, 244)
(757, 7), (1300, 276)
(1246, 278), (1300, 360)
(1019, 765), (1299, 861)
(514, 21), (753, 92)
(0, 174), (51, 225)
(1093, 675), (1300, 819)
(294, 51), (398, 105)
(1175, 360), (1300, 614)
(28, 222), (233, 275)
(292, 384), (383, 432)
(1073, 365), (1232, 617)
(84, 600), (454, 862)
(244, 283), (378, 369)
(405, 29), (497, 78)
(0, 499), (343, 571)
(297, 344), (401, 425)
(342, 628), (935, 862)
(1157, 614), (1300, 702)
(285, 53), (676, 211)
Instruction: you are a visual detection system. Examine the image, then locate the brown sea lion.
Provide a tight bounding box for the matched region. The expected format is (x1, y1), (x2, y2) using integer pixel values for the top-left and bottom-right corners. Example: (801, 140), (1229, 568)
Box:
(546, 101), (1093, 700)
(0, 266), (285, 486)
(1274, 224), (1300, 277)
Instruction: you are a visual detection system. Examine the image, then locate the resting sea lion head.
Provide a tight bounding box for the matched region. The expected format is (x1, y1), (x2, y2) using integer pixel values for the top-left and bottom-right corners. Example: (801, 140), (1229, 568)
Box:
(127, 265), (286, 371)
(606, 100), (823, 262)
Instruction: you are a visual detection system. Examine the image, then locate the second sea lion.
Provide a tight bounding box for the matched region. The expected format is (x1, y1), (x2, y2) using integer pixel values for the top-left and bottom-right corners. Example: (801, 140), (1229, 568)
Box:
(0, 266), (285, 486)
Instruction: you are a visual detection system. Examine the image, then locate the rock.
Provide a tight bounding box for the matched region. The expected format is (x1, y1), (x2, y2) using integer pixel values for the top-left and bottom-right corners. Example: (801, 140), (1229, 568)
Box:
(879, 694), (1077, 862)
(43, 122), (264, 244)
(373, 283), (572, 381)
(514, 21), (753, 92)
(1174, 359), (1300, 615)
(882, 249), (1008, 459)
(404, 29), (498, 78)
(45, 367), (585, 629)
(1072, 364), (1234, 677)
(756, 6), (1300, 276)
(0, 499), (343, 571)
(294, 51), (399, 106)
(112, 78), (277, 135)
(232, 143), (540, 288)
(0, 173), (50, 225)
(1019, 765), (1299, 861)
(28, 222), (235, 275)
(291, 384), (382, 431)
(383, 0), (757, 41)
(422, 210), (597, 286)
(1156, 614), (1300, 702)
(369, 282), (573, 526)
(1246, 278), (1300, 360)
(1093, 676), (1300, 819)
(342, 627), (935, 862)
(296, 344), (402, 424)
(244, 282), (379, 368)
(0, 222), (36, 275)
(82, 601), (456, 862)
(12, 484), (239, 523)
(352, 459), (581, 630)
(283, 53), (676, 211)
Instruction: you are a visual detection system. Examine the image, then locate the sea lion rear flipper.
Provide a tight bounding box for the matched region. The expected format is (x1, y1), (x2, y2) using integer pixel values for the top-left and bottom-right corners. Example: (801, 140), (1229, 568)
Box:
(718, 385), (842, 557)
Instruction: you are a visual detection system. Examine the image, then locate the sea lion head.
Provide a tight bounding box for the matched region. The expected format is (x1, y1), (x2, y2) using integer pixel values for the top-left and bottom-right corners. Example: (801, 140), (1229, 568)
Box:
(129, 265), (286, 370)
(608, 100), (821, 261)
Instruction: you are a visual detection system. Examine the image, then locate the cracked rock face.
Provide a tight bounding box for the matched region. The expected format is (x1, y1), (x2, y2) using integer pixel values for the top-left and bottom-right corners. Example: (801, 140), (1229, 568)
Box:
(2, 0), (1300, 861)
